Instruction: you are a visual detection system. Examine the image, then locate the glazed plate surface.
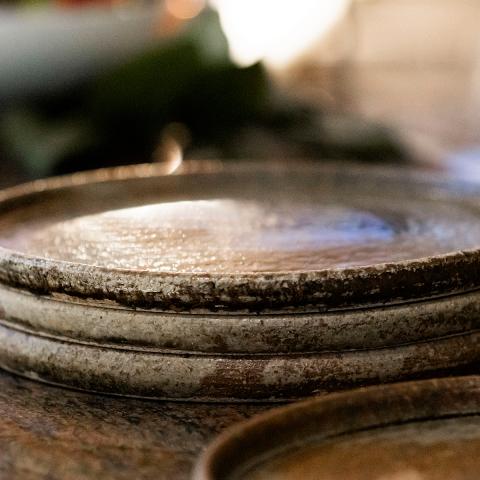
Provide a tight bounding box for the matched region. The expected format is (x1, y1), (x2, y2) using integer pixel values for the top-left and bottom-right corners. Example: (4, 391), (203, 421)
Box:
(1, 162), (480, 313)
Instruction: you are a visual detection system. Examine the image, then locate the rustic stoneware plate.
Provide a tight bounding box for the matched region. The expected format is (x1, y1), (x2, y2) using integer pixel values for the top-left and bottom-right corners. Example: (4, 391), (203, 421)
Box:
(0, 320), (479, 401)
(193, 376), (480, 479)
(1, 161), (480, 314)
(3, 285), (480, 354)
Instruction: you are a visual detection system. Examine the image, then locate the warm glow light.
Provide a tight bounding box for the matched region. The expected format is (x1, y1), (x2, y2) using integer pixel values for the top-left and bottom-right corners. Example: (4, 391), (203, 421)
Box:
(164, 142), (183, 174)
(211, 0), (349, 68)
(166, 0), (205, 20)
(153, 136), (184, 174)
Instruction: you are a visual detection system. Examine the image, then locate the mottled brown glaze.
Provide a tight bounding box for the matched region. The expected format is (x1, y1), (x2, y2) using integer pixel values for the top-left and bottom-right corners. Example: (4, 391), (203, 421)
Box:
(1, 162), (480, 313)
(10, 198), (480, 274)
(193, 376), (480, 480)
(0, 369), (270, 480)
(0, 321), (479, 401)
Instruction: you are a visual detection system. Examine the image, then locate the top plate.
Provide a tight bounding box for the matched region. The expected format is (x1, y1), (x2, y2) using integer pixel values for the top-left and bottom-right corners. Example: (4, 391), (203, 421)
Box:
(0, 161), (480, 313)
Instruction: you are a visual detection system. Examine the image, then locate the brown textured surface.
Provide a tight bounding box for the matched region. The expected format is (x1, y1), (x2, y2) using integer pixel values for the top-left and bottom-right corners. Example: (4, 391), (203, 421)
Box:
(0, 370), (269, 480)
(194, 375), (480, 479)
(1, 162), (480, 313)
(6, 198), (480, 274)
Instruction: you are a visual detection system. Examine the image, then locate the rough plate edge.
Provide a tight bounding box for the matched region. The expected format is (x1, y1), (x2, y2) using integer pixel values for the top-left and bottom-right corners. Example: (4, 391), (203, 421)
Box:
(2, 161), (480, 313)
(0, 321), (479, 401)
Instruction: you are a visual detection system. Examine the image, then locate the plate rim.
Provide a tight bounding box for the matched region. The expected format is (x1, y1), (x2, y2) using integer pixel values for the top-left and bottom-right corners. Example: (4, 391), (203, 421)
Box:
(192, 375), (480, 479)
(1, 160), (479, 313)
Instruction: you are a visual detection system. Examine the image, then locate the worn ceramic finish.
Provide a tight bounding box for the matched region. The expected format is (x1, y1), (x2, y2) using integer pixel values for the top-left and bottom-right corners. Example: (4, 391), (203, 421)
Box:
(2, 284), (480, 353)
(0, 370), (270, 480)
(1, 162), (480, 313)
(193, 376), (480, 479)
(0, 321), (479, 401)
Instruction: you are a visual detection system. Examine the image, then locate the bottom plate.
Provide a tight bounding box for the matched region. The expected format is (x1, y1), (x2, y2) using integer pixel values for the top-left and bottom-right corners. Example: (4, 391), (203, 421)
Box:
(0, 322), (479, 401)
(194, 376), (480, 479)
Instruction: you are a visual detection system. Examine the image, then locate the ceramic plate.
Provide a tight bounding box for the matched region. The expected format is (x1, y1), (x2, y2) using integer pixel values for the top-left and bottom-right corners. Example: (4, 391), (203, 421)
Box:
(1, 162), (480, 313)
(194, 376), (480, 478)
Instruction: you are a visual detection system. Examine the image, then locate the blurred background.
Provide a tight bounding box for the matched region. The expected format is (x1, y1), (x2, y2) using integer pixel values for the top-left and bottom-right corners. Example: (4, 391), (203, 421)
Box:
(1, 0), (479, 187)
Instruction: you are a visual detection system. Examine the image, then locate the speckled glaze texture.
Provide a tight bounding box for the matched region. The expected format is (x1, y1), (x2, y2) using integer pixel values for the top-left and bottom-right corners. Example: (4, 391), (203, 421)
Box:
(0, 322), (479, 401)
(1, 162), (480, 313)
(2, 284), (480, 354)
(193, 376), (480, 480)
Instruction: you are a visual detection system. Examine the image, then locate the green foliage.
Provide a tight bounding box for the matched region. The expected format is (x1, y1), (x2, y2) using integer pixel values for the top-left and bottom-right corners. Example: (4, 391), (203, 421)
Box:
(0, 7), (405, 178)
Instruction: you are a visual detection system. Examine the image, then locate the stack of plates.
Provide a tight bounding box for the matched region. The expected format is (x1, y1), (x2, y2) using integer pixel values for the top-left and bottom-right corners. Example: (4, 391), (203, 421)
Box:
(0, 161), (479, 401)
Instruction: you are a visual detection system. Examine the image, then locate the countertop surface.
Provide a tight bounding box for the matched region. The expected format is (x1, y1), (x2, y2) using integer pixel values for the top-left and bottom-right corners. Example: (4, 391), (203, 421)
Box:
(0, 371), (271, 480)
